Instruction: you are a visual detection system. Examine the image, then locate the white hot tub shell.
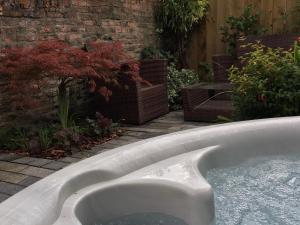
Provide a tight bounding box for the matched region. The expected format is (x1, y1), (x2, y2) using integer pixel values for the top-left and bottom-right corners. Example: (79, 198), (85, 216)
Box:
(0, 117), (300, 225)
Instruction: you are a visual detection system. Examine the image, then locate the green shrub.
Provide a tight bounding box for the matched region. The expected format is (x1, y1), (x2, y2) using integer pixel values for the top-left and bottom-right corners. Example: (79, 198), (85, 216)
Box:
(38, 126), (54, 150)
(83, 112), (116, 138)
(0, 127), (29, 150)
(229, 42), (300, 120)
(167, 63), (199, 110)
(155, 0), (209, 66)
(140, 47), (176, 62)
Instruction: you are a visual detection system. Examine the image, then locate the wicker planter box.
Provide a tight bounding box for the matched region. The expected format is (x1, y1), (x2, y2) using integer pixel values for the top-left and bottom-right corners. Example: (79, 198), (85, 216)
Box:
(97, 59), (169, 125)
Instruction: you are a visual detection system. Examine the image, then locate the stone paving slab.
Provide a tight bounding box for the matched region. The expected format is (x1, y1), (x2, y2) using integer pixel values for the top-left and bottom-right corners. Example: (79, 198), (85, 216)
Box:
(12, 157), (37, 165)
(0, 161), (28, 173)
(0, 193), (10, 202)
(0, 171), (28, 184)
(117, 136), (142, 142)
(18, 176), (41, 187)
(58, 157), (81, 164)
(19, 166), (54, 178)
(26, 158), (54, 167)
(125, 131), (149, 137)
(0, 154), (22, 162)
(122, 127), (169, 133)
(0, 182), (24, 196)
(42, 161), (70, 170)
(0, 111), (210, 203)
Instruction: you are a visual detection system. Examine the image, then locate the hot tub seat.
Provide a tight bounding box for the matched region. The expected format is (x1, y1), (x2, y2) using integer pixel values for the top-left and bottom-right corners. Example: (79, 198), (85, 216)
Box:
(1, 117), (300, 225)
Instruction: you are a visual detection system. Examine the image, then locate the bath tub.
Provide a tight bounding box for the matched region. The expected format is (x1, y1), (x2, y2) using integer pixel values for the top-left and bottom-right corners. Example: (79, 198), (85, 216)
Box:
(0, 117), (299, 225)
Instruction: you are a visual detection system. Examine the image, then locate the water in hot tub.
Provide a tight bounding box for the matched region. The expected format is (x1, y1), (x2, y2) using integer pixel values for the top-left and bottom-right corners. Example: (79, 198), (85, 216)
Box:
(206, 153), (300, 225)
(97, 213), (188, 225)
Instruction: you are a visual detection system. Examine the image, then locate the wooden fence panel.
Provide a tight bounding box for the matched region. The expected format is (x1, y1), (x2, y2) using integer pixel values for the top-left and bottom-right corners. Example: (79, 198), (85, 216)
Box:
(188, 0), (299, 67)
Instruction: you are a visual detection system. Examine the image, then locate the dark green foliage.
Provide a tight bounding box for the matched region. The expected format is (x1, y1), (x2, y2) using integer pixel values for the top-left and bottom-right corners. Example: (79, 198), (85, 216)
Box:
(198, 62), (213, 82)
(167, 63), (199, 110)
(38, 126), (54, 150)
(220, 5), (267, 57)
(140, 47), (176, 62)
(83, 112), (117, 138)
(0, 127), (29, 150)
(229, 42), (300, 120)
(155, 0), (209, 66)
(0, 112), (119, 155)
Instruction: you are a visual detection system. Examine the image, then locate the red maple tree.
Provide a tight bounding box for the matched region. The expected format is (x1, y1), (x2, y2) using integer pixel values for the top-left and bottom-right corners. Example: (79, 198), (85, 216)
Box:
(0, 40), (141, 109)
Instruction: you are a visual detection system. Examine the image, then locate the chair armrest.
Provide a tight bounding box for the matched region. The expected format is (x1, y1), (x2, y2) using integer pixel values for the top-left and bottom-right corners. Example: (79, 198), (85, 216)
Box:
(182, 84), (209, 111)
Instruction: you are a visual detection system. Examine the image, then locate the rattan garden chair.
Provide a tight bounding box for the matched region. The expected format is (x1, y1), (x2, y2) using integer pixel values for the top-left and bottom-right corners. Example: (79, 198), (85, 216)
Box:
(99, 59), (169, 125)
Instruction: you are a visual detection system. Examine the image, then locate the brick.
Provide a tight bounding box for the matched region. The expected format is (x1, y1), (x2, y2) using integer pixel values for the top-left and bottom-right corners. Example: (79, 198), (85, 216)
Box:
(0, 1), (157, 127)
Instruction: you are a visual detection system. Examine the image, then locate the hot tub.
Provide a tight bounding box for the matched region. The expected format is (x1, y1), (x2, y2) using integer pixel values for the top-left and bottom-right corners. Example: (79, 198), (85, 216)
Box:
(0, 117), (299, 225)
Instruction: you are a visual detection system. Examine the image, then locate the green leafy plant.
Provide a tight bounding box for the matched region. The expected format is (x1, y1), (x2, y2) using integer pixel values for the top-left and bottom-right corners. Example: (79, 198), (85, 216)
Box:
(0, 127), (29, 150)
(84, 112), (117, 138)
(220, 5), (267, 57)
(53, 127), (80, 153)
(198, 62), (213, 82)
(38, 126), (53, 150)
(141, 47), (165, 60)
(140, 47), (176, 62)
(294, 38), (300, 65)
(229, 42), (300, 120)
(155, 0), (209, 67)
(57, 81), (75, 129)
(167, 63), (199, 110)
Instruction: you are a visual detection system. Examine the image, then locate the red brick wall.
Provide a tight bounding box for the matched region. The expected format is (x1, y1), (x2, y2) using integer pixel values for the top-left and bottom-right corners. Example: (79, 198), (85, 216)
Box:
(0, 0), (158, 56)
(0, 0), (159, 127)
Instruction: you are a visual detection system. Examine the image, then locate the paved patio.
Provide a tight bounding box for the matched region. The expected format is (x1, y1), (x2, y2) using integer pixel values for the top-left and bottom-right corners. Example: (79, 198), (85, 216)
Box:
(0, 111), (210, 203)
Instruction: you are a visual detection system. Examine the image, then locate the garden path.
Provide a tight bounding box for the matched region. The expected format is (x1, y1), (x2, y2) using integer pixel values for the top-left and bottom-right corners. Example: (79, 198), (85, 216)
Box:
(0, 111), (210, 203)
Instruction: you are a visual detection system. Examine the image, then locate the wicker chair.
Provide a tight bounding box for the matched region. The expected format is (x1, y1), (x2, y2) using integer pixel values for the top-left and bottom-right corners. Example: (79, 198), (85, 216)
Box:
(182, 83), (233, 122)
(183, 34), (299, 122)
(99, 59), (169, 125)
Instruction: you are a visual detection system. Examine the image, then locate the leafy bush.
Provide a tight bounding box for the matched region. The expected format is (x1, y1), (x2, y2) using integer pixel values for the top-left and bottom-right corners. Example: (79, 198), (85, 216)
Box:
(229, 42), (300, 120)
(155, 0), (209, 66)
(198, 62), (213, 82)
(84, 112), (117, 138)
(167, 63), (199, 110)
(0, 127), (29, 150)
(141, 47), (165, 60)
(0, 111), (120, 156)
(140, 47), (175, 62)
(220, 5), (266, 57)
(38, 126), (54, 150)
